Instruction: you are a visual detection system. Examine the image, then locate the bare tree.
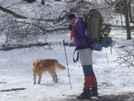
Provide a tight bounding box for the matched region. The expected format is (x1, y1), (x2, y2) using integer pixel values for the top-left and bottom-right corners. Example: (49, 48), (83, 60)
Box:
(128, 0), (133, 23)
(124, 0), (132, 40)
(104, 0), (132, 40)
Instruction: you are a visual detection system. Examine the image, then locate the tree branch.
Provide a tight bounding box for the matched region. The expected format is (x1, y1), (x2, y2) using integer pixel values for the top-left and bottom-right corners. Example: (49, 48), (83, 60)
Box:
(0, 6), (57, 22)
(0, 88), (26, 92)
(0, 6), (27, 19)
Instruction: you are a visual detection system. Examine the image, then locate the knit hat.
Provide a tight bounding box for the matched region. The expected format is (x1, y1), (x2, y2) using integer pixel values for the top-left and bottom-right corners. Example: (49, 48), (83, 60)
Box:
(66, 14), (76, 21)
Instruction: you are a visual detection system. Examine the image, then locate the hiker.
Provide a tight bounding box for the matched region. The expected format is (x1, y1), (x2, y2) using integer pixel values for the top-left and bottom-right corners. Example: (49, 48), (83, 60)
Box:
(66, 14), (98, 99)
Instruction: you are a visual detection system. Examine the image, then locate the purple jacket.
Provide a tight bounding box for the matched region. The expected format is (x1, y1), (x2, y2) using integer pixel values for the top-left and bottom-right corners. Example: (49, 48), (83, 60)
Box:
(73, 18), (88, 46)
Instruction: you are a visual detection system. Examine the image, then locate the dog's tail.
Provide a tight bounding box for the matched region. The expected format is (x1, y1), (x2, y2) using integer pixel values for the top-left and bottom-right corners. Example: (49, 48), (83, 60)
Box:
(55, 60), (66, 70)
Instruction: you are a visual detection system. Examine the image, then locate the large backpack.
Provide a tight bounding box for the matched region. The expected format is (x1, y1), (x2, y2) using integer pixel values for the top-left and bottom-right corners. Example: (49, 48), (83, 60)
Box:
(83, 9), (112, 51)
(83, 9), (103, 42)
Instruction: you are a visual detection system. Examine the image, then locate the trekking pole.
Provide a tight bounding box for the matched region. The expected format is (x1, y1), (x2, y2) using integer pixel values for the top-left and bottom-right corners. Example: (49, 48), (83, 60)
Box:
(63, 40), (72, 90)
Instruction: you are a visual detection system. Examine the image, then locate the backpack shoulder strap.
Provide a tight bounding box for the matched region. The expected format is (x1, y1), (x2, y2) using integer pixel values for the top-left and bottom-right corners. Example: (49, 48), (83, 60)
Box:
(73, 48), (79, 63)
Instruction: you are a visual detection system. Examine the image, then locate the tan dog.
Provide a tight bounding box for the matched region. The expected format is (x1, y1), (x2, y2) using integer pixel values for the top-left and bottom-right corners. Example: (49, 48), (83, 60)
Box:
(32, 59), (65, 84)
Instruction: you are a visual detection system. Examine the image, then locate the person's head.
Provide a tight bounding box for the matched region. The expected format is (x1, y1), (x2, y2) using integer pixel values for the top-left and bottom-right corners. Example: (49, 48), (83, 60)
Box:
(66, 14), (77, 25)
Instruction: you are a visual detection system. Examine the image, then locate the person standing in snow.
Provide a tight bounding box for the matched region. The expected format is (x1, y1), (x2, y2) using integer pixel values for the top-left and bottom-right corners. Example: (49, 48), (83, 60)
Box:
(66, 14), (98, 99)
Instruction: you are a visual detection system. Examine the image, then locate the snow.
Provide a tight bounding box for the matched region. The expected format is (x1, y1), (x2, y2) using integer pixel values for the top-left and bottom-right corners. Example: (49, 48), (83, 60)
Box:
(0, 0), (134, 101)
(0, 31), (134, 101)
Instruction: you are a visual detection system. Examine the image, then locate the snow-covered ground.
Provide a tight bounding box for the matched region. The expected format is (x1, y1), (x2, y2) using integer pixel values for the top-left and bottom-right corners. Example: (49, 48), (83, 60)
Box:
(0, 0), (134, 101)
(0, 30), (134, 101)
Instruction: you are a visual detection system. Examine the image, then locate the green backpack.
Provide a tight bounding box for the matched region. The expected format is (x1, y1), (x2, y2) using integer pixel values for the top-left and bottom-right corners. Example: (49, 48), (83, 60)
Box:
(83, 9), (103, 42)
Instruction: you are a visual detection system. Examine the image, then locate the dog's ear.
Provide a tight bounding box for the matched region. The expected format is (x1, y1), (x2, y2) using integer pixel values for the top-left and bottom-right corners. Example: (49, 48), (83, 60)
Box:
(36, 60), (40, 66)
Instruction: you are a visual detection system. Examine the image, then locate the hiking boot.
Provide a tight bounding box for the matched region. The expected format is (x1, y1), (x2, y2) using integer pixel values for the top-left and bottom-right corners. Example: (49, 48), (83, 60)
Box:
(91, 87), (98, 97)
(77, 89), (91, 99)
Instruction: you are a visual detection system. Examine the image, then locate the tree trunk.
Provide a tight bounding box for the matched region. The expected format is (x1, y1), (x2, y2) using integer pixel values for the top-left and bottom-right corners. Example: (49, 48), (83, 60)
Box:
(128, 1), (133, 23)
(124, 0), (132, 40)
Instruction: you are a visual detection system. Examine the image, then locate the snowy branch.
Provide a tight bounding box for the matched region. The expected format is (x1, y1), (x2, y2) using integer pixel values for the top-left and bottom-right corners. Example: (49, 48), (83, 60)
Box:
(0, 88), (26, 92)
(0, 6), (27, 19)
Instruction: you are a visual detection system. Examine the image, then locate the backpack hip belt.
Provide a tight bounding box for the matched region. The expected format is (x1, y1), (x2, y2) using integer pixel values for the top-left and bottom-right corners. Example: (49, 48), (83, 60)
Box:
(76, 43), (91, 50)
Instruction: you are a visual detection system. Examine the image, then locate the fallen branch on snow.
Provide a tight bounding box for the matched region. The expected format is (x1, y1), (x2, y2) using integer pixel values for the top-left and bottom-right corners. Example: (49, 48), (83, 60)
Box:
(0, 82), (7, 84)
(0, 88), (26, 92)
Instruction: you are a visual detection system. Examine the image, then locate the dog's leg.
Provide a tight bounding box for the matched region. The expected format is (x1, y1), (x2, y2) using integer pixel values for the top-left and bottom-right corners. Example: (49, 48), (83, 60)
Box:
(38, 73), (42, 84)
(48, 71), (58, 82)
(33, 73), (36, 84)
